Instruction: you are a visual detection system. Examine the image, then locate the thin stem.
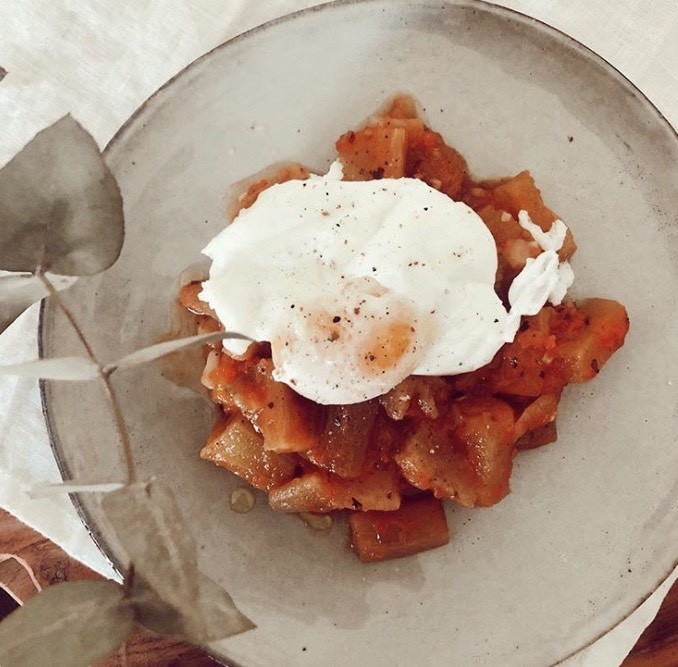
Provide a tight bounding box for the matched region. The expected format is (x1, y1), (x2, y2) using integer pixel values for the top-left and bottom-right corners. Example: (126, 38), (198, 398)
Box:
(103, 380), (137, 484)
(122, 563), (135, 598)
(39, 273), (137, 485)
(118, 639), (129, 667)
(40, 278), (97, 362)
(121, 561), (136, 667)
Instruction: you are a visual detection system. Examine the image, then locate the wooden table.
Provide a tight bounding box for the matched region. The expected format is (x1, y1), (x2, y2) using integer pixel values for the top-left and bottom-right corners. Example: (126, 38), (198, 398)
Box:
(0, 508), (675, 666)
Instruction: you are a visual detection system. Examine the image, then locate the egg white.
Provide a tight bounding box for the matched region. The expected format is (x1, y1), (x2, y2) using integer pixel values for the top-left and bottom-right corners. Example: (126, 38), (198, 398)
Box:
(201, 165), (572, 404)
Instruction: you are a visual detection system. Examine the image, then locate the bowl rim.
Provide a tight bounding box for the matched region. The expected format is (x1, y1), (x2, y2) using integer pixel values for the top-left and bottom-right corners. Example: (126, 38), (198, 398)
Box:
(38, 1), (678, 665)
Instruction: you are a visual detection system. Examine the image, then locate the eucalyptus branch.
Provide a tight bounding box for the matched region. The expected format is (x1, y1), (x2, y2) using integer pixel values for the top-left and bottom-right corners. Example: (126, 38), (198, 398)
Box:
(39, 272), (137, 485)
(0, 116), (254, 667)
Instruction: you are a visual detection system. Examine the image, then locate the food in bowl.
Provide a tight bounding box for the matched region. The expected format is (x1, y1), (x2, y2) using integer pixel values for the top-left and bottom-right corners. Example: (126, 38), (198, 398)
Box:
(179, 95), (629, 562)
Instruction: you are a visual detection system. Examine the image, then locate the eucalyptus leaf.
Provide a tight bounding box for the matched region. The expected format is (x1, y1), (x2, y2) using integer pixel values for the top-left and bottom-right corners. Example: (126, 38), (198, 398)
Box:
(0, 115), (124, 276)
(132, 571), (255, 644)
(0, 580), (134, 667)
(127, 572), (190, 638)
(28, 481), (124, 499)
(105, 331), (250, 373)
(0, 356), (99, 380)
(0, 271), (76, 334)
(101, 481), (203, 635)
(194, 572), (256, 641)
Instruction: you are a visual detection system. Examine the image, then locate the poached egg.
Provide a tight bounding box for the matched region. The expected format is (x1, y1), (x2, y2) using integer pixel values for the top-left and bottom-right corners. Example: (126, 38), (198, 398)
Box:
(201, 163), (573, 405)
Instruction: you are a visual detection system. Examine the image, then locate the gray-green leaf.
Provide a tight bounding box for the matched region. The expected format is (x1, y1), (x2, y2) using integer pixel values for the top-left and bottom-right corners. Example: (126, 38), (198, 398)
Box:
(105, 331), (250, 373)
(0, 115), (124, 276)
(0, 356), (99, 380)
(0, 272), (76, 334)
(102, 481), (255, 645)
(0, 580), (134, 667)
(28, 480), (125, 499)
(194, 572), (256, 641)
(102, 481), (202, 634)
(133, 571), (255, 644)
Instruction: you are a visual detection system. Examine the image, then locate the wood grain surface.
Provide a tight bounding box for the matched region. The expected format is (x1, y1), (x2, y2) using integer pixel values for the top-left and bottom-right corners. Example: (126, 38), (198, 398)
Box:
(0, 507), (675, 666)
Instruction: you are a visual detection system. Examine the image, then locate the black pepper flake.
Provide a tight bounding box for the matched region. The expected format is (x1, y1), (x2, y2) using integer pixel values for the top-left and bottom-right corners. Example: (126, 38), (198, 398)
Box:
(370, 167), (385, 179)
(267, 401), (275, 409)
(290, 304), (295, 309)
(493, 318), (499, 323)
(591, 358), (600, 373)
(332, 316), (341, 323)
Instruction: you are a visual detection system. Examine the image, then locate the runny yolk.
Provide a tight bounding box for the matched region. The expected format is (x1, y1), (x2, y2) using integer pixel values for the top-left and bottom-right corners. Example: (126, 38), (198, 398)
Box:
(360, 320), (415, 373)
(307, 311), (343, 344)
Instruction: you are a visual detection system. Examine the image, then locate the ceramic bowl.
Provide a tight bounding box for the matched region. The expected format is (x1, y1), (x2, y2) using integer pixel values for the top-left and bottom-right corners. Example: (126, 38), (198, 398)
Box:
(41, 1), (678, 665)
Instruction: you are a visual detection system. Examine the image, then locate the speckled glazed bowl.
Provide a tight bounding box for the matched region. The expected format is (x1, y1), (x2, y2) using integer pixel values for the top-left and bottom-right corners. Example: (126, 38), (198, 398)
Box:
(41, 1), (678, 665)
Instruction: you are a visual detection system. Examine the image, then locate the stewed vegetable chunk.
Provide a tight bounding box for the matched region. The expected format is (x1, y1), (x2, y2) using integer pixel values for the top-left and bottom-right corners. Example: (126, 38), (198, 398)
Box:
(349, 497), (450, 562)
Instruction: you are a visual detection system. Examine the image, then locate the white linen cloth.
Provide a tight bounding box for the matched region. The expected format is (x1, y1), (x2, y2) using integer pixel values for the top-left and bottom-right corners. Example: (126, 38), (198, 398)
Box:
(0, 1), (676, 665)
